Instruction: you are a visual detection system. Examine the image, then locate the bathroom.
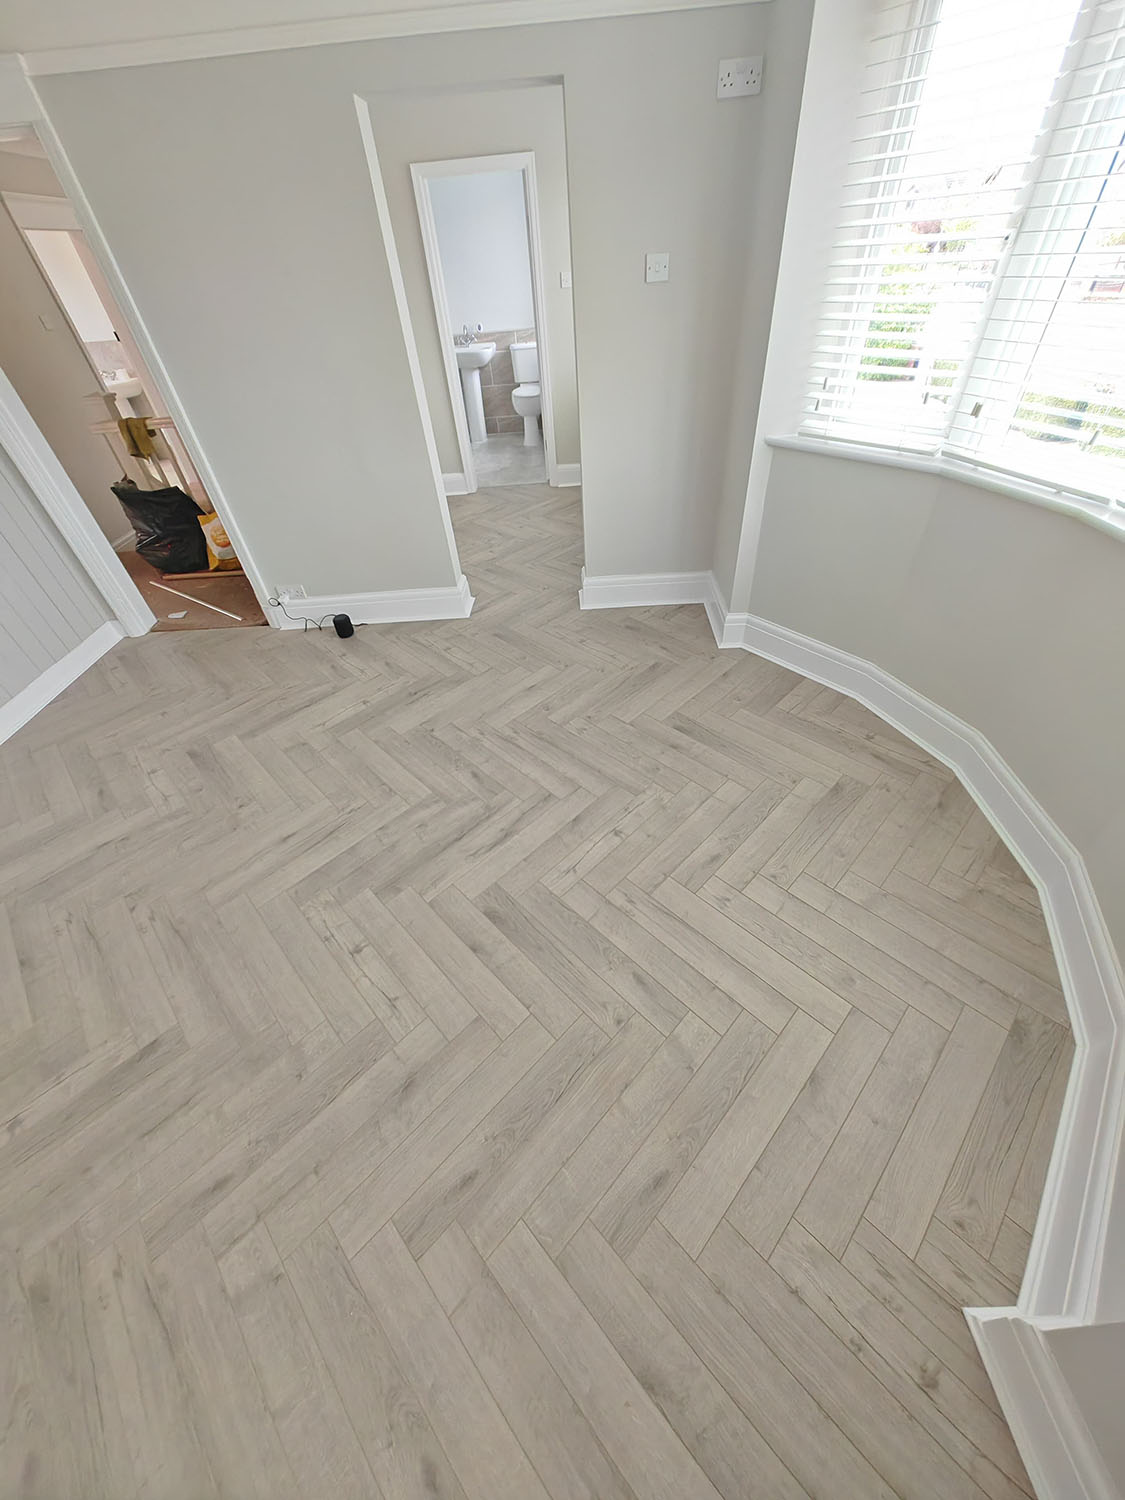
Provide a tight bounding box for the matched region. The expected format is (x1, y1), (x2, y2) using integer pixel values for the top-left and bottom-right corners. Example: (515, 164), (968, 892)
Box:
(420, 162), (554, 489)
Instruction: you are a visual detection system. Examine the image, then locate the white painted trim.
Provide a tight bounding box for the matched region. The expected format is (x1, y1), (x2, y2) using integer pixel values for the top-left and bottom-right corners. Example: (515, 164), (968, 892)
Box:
(111, 529), (135, 552)
(0, 621), (123, 745)
(716, 610), (1124, 1328)
(274, 573), (474, 629)
(443, 471), (470, 496)
(578, 569), (714, 610)
(708, 605), (1125, 1494)
(965, 1313), (1119, 1500)
(354, 97), (468, 600)
(24, 101), (281, 625)
(767, 433), (1125, 543)
(411, 163), (480, 495)
(0, 366), (155, 636)
(17, 0), (768, 77)
(554, 462), (582, 487)
(411, 152), (564, 489)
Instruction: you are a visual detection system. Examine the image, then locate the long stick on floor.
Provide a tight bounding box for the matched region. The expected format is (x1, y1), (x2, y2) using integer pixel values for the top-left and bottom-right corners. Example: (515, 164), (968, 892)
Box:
(150, 581), (243, 621)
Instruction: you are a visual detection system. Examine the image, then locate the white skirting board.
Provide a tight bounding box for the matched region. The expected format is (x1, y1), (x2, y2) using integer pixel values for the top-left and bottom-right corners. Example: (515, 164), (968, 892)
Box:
(554, 463), (582, 488)
(0, 620), (124, 746)
(965, 1311), (1120, 1500)
(274, 573), (475, 629)
(709, 596), (1125, 1500)
(442, 472), (470, 497)
(578, 569), (714, 610)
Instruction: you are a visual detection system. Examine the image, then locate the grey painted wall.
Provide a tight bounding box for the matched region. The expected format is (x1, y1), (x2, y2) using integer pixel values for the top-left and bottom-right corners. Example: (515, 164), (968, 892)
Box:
(366, 81), (580, 474)
(1044, 1321), (1125, 1492)
(749, 447), (1125, 959)
(0, 439), (112, 706)
(36, 3), (801, 591)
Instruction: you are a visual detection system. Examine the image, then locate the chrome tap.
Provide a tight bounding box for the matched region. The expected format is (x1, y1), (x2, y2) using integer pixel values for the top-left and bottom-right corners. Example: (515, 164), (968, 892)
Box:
(455, 323), (480, 346)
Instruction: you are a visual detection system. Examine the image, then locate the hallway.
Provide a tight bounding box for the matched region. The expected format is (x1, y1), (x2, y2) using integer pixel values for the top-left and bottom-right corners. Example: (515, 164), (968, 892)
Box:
(0, 483), (1068, 1499)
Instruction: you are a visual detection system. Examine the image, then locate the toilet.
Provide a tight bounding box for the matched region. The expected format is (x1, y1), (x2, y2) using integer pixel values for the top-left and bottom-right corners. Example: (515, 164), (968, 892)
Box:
(509, 341), (542, 447)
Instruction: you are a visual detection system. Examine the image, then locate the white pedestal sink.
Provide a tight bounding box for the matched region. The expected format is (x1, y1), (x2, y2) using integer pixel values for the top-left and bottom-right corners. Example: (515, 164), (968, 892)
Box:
(455, 342), (496, 444)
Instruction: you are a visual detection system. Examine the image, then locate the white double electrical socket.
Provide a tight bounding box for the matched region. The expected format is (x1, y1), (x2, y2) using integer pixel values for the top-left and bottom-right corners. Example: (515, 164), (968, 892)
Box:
(717, 56), (763, 98)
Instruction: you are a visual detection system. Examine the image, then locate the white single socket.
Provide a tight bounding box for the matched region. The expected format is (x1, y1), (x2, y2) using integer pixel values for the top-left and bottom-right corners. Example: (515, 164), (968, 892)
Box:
(276, 584), (307, 601)
(717, 56), (763, 98)
(645, 252), (670, 284)
(560, 270), (573, 289)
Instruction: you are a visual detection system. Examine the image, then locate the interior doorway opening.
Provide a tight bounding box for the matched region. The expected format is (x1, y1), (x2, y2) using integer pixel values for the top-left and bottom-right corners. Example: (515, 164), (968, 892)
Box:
(0, 127), (265, 630)
(412, 152), (579, 493)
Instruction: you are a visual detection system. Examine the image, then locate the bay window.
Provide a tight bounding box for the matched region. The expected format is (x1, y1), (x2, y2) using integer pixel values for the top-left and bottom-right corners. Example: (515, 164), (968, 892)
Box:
(802, 0), (1125, 513)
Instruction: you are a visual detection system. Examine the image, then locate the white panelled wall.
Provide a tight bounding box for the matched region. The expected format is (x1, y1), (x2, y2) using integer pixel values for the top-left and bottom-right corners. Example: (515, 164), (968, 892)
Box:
(0, 438), (119, 737)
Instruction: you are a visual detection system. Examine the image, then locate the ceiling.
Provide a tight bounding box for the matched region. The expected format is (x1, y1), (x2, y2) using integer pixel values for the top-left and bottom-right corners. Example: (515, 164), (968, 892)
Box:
(0, 0), (584, 55)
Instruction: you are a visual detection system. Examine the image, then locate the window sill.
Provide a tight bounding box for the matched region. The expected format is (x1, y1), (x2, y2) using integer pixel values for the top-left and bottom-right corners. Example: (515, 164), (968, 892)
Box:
(766, 434), (1125, 543)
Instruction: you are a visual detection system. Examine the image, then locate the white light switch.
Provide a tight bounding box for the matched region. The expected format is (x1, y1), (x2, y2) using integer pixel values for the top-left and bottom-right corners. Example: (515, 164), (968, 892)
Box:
(645, 252), (669, 284)
(560, 270), (572, 289)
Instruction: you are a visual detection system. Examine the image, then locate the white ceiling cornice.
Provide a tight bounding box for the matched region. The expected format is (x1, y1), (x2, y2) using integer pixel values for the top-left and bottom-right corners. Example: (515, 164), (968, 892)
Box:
(18, 0), (768, 77)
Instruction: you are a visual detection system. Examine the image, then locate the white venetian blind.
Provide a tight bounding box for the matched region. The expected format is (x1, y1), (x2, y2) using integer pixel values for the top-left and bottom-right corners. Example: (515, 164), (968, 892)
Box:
(948, 0), (1125, 499)
(801, 0), (1125, 512)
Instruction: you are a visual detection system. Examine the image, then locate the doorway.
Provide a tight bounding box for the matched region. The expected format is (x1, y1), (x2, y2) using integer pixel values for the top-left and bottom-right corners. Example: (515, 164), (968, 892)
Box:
(412, 152), (576, 492)
(0, 130), (266, 630)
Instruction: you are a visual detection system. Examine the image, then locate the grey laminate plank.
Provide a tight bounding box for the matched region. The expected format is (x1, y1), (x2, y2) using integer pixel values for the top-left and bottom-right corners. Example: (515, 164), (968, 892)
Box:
(699, 1221), (994, 1500)
(866, 1007), (1009, 1257)
(353, 1225), (552, 1500)
(218, 1224), (377, 1499)
(628, 1221), (899, 1500)
(559, 1222), (811, 1500)
(591, 1010), (775, 1256)
(419, 1224), (640, 1500)
(286, 1222), (467, 1500)
(659, 1009), (832, 1256)
(489, 1221), (725, 1500)
(796, 1007), (948, 1256)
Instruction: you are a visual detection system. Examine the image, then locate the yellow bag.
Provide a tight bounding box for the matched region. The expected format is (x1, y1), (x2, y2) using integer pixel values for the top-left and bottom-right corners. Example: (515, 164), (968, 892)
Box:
(197, 512), (239, 571)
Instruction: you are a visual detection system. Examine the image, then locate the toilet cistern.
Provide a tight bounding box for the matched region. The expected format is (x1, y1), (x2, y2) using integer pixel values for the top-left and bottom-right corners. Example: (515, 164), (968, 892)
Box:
(455, 340), (496, 443)
(509, 341), (542, 447)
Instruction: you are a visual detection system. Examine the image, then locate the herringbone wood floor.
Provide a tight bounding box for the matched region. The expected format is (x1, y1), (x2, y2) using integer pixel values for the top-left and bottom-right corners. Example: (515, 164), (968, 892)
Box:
(1, 483), (1072, 1499)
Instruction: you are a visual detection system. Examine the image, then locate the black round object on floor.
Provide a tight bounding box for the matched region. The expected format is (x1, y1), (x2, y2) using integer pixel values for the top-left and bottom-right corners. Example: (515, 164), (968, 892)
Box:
(333, 614), (355, 638)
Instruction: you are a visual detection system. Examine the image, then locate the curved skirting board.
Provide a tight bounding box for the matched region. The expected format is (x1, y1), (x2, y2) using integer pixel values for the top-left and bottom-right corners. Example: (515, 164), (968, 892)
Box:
(710, 590), (1124, 1500)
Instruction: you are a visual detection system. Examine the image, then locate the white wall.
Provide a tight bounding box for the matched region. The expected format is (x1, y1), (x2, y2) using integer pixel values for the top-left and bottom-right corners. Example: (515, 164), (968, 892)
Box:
(429, 170), (535, 335)
(0, 152), (126, 544)
(0, 437), (113, 706)
(367, 81), (580, 472)
(35, 3), (799, 583)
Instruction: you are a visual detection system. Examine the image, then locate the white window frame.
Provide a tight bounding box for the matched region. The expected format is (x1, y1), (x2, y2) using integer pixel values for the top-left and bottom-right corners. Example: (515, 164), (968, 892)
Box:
(791, 0), (1125, 533)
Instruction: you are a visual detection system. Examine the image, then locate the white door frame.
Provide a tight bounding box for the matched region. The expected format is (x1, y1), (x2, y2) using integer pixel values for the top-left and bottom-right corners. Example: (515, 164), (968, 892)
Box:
(20, 111), (279, 623)
(3, 190), (168, 420)
(411, 152), (561, 490)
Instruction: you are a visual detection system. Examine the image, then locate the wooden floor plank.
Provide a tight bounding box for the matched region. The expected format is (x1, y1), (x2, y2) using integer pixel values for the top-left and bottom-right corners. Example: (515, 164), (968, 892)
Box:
(0, 485), (1071, 1499)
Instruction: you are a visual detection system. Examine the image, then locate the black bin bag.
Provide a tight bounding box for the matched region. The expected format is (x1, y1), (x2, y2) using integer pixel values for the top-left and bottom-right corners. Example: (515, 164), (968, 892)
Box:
(112, 481), (207, 574)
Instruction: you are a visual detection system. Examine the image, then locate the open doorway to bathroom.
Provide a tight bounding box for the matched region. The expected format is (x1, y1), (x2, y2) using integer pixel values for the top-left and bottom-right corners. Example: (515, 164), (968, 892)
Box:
(0, 127), (266, 630)
(412, 152), (578, 492)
